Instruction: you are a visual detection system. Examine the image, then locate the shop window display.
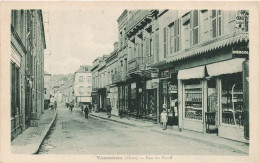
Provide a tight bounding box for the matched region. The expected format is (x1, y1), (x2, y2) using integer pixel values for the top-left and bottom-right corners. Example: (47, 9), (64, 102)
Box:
(184, 80), (202, 120)
(221, 73), (244, 126)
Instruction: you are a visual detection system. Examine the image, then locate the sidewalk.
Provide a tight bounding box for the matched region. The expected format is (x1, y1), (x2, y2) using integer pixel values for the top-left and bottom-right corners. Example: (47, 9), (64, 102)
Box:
(11, 109), (57, 154)
(90, 111), (249, 154)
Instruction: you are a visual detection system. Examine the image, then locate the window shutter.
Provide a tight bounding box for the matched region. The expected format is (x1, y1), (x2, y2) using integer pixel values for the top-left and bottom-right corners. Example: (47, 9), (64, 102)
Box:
(146, 38), (149, 58)
(155, 30), (159, 61)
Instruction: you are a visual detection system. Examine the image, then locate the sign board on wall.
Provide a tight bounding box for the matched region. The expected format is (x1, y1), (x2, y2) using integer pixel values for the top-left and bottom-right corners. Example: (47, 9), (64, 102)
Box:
(232, 46), (249, 58)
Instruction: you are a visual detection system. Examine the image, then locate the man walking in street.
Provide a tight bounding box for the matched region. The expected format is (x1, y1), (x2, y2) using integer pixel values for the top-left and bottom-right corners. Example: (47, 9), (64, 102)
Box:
(84, 103), (89, 119)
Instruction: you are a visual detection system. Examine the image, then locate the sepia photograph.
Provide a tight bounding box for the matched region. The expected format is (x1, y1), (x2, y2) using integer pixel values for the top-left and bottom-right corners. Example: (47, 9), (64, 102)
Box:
(1, 1), (260, 163)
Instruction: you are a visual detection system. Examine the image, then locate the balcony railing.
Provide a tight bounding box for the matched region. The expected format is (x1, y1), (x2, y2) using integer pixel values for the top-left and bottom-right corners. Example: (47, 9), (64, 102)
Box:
(126, 10), (151, 34)
(112, 71), (127, 84)
(128, 57), (145, 73)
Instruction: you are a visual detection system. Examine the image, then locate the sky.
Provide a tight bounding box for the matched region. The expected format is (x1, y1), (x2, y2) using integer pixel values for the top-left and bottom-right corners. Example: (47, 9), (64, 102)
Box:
(43, 9), (123, 75)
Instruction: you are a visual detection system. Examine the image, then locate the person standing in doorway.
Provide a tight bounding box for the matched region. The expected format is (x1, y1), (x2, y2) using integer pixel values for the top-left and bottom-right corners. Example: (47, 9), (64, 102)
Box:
(161, 109), (168, 130)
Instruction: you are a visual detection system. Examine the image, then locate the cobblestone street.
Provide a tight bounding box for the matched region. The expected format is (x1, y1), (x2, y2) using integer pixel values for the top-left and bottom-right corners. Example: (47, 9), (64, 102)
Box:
(38, 106), (246, 155)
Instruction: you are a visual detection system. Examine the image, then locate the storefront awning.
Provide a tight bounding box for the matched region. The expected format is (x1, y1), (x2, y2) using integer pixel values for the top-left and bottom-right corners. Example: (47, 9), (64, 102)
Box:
(177, 66), (205, 80)
(206, 58), (246, 77)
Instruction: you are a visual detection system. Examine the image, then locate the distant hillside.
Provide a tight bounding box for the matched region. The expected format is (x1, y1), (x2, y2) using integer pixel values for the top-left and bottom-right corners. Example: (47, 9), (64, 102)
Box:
(49, 73), (74, 92)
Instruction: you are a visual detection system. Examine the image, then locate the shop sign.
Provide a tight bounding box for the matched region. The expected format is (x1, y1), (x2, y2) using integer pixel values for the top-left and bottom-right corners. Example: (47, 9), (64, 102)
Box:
(232, 46), (249, 58)
(160, 70), (170, 78)
(236, 10), (249, 31)
(151, 72), (159, 78)
(169, 84), (177, 93)
(146, 80), (153, 89)
(110, 87), (118, 93)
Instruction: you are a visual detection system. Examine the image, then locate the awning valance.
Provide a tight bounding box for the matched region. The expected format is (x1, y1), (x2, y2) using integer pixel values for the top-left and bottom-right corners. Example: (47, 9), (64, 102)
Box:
(206, 58), (246, 77)
(177, 66), (205, 80)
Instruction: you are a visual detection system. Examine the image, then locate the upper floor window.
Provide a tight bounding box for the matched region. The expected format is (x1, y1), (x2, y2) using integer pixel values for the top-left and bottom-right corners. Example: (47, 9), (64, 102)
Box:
(212, 10), (222, 38)
(192, 10), (199, 45)
(79, 76), (84, 82)
(169, 24), (174, 54)
(174, 19), (181, 52)
(149, 38), (153, 57)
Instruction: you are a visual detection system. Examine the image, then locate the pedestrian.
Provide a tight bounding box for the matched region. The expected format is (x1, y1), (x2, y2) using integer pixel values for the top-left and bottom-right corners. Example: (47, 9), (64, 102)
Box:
(84, 104), (89, 119)
(160, 109), (168, 130)
(107, 104), (112, 118)
(88, 103), (92, 113)
(69, 101), (74, 112)
(54, 101), (57, 110)
(50, 96), (55, 110)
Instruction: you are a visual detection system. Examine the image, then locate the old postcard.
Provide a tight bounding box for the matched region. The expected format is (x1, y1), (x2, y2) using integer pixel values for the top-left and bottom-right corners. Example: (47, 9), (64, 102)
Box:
(0, 1), (259, 163)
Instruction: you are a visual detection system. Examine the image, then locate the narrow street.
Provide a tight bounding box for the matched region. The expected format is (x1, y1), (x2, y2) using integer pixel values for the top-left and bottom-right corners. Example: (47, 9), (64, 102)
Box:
(38, 105), (245, 155)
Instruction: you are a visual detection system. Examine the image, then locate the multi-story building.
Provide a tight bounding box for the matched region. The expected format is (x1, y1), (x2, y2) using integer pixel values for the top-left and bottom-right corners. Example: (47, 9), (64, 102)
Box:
(74, 65), (92, 107)
(11, 10), (46, 140)
(105, 42), (119, 115)
(152, 10), (249, 143)
(91, 9), (249, 143)
(91, 55), (109, 112)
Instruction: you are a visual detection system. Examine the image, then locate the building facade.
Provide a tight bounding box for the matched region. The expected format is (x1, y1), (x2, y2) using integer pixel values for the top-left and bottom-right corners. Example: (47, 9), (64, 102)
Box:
(74, 65), (92, 107)
(91, 9), (249, 143)
(11, 10), (46, 140)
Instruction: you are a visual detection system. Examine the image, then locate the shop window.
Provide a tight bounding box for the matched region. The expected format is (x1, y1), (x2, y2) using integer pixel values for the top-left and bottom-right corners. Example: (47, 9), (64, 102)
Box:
(184, 80), (202, 120)
(221, 73), (244, 126)
(207, 78), (217, 112)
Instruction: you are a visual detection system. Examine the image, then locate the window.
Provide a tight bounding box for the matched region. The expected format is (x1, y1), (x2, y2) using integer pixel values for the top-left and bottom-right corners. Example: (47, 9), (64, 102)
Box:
(120, 31), (123, 48)
(163, 27), (167, 58)
(192, 10), (199, 45)
(201, 10), (209, 42)
(174, 19), (181, 52)
(44, 88), (47, 94)
(169, 25), (174, 54)
(221, 73), (244, 126)
(212, 10), (222, 38)
(183, 18), (191, 49)
(79, 76), (83, 82)
(79, 86), (84, 94)
(124, 58), (127, 71)
(11, 62), (20, 117)
(184, 80), (202, 120)
(149, 38), (153, 56)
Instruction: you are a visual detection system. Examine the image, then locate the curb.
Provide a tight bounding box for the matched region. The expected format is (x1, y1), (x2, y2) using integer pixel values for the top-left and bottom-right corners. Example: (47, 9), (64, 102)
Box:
(90, 114), (137, 127)
(34, 110), (58, 154)
(150, 128), (249, 155)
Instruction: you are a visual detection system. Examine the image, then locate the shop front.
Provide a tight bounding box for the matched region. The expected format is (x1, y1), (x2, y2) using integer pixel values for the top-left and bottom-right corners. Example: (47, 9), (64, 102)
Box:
(177, 58), (248, 142)
(159, 69), (179, 126)
(143, 80), (157, 121)
(109, 86), (119, 116)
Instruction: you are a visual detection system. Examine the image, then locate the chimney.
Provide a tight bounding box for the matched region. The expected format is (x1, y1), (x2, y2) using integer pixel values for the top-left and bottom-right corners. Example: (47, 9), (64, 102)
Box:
(114, 41), (119, 51)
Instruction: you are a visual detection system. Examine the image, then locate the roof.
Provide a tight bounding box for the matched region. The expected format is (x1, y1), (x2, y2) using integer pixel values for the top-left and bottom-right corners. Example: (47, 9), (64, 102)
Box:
(44, 71), (51, 76)
(75, 65), (93, 73)
(166, 32), (249, 64)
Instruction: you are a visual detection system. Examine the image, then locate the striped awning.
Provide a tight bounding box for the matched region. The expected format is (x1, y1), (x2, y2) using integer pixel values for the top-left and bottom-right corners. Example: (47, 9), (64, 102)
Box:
(166, 32), (249, 63)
